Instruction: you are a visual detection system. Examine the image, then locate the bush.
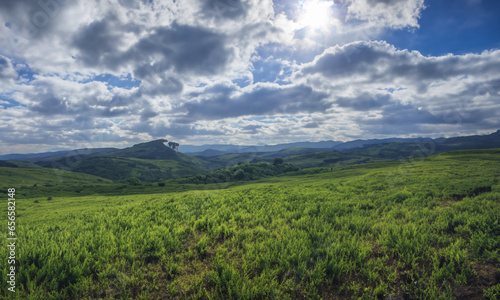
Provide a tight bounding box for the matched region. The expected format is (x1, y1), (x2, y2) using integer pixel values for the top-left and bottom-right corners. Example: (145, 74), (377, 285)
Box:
(273, 157), (284, 165)
(125, 177), (142, 186)
(233, 169), (246, 180)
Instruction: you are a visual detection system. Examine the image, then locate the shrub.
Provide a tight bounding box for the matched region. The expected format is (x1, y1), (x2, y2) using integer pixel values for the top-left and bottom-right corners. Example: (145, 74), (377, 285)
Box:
(273, 157), (284, 165)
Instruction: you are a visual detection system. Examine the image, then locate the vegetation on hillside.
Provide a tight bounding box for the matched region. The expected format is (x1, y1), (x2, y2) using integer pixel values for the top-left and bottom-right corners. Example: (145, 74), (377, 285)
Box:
(180, 160), (300, 184)
(1, 149), (499, 299)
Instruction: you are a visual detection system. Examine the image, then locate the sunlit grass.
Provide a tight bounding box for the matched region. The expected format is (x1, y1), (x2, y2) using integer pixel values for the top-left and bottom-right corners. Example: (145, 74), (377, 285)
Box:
(1, 149), (499, 299)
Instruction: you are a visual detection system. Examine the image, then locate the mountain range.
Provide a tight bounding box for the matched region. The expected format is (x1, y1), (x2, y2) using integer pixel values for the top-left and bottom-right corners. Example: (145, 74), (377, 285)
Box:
(1, 130), (499, 182)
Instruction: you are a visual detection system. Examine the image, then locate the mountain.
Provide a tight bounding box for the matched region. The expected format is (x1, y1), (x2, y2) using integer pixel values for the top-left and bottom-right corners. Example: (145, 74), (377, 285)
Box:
(180, 140), (343, 154)
(193, 149), (228, 157)
(100, 139), (180, 160)
(26, 148), (118, 163)
(0, 150), (70, 161)
(2, 130), (499, 183)
(435, 130), (500, 152)
(0, 160), (18, 168)
(331, 137), (423, 151)
(35, 140), (213, 182)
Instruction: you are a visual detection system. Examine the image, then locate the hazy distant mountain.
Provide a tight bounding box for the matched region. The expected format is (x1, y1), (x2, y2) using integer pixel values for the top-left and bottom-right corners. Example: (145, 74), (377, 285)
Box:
(181, 140), (343, 154)
(330, 138), (421, 151)
(0, 150), (70, 161)
(2, 130), (499, 182)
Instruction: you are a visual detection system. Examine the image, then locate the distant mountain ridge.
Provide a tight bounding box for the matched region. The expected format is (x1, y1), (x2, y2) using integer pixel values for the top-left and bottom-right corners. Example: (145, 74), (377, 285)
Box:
(1, 130), (499, 182)
(0, 130), (500, 162)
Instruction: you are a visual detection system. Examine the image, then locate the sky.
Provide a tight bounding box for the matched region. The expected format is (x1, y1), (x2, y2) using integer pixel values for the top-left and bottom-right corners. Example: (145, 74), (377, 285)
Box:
(0, 0), (500, 154)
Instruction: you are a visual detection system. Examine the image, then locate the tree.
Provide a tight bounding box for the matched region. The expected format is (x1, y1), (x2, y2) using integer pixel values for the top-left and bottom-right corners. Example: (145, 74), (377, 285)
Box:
(273, 157), (284, 165)
(233, 169), (246, 180)
(168, 141), (180, 151)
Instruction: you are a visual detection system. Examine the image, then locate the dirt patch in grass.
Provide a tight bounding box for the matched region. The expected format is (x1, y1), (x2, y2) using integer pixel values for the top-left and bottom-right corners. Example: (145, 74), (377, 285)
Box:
(453, 261), (500, 300)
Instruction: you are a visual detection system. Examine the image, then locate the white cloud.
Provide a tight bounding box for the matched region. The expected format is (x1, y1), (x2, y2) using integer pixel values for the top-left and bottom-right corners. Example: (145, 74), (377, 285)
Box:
(344, 0), (426, 29)
(0, 0), (499, 153)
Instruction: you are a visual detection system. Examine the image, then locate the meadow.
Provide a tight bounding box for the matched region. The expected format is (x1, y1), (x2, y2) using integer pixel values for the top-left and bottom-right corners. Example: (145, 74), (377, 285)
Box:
(1, 149), (500, 299)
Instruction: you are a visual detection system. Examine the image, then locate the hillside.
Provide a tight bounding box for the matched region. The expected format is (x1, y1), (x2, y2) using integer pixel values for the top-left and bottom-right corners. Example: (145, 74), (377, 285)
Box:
(38, 156), (206, 182)
(101, 139), (179, 160)
(3, 130), (499, 184)
(0, 166), (111, 187)
(1, 149), (499, 299)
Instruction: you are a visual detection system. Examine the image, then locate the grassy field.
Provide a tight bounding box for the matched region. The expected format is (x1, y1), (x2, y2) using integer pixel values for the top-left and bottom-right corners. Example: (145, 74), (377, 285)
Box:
(1, 150), (500, 299)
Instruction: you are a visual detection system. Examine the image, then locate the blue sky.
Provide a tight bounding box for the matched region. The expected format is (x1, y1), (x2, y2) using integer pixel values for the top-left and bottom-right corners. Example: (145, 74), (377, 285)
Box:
(0, 0), (499, 154)
(383, 0), (500, 56)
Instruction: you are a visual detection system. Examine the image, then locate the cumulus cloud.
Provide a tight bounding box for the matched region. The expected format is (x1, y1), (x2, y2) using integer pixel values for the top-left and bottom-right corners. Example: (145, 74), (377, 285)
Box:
(0, 0), (499, 153)
(336, 93), (391, 111)
(0, 55), (18, 87)
(297, 40), (500, 135)
(11, 76), (141, 118)
(179, 83), (329, 122)
(300, 41), (500, 90)
(344, 0), (426, 29)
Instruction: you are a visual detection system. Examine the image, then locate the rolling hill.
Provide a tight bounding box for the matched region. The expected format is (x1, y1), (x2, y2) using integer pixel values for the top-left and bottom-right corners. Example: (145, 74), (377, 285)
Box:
(33, 140), (214, 182)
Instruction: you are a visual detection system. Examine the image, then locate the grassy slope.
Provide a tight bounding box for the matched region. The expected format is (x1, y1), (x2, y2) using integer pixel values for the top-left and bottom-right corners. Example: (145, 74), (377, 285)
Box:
(32, 140), (215, 182)
(0, 166), (111, 187)
(1, 149), (500, 299)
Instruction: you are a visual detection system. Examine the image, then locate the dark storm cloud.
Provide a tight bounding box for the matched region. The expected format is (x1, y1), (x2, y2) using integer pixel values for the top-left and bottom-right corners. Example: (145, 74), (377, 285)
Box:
(179, 84), (330, 122)
(336, 93), (391, 111)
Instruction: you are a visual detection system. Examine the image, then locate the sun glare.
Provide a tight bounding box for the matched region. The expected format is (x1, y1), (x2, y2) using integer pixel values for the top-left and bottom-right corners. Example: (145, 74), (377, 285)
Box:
(299, 0), (332, 30)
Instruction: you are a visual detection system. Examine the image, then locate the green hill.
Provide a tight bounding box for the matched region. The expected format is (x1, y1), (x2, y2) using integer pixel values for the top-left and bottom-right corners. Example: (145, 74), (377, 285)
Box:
(180, 161), (300, 184)
(1, 149), (499, 299)
(0, 166), (111, 188)
(39, 156), (206, 182)
(102, 139), (180, 160)
(34, 140), (215, 182)
(0, 160), (18, 168)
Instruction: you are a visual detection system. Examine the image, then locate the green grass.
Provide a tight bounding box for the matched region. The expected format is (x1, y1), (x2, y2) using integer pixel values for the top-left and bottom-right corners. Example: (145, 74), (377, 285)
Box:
(1, 149), (500, 299)
(0, 167), (111, 187)
(39, 156), (206, 182)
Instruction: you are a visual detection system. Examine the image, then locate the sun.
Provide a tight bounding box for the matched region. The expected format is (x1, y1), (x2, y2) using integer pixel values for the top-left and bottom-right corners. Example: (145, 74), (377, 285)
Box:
(298, 0), (333, 30)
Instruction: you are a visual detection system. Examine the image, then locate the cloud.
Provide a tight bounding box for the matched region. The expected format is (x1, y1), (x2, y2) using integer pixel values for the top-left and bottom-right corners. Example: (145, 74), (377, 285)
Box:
(12, 76), (141, 118)
(1, 0), (500, 153)
(295, 40), (500, 136)
(71, 17), (126, 69)
(200, 0), (251, 20)
(0, 55), (18, 87)
(179, 83), (330, 122)
(344, 0), (426, 29)
(130, 24), (234, 76)
(300, 41), (500, 90)
(336, 93), (391, 111)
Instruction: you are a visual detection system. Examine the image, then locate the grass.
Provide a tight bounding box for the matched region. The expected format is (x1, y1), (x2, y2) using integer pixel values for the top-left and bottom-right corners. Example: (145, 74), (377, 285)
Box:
(0, 167), (111, 187)
(0, 149), (499, 299)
